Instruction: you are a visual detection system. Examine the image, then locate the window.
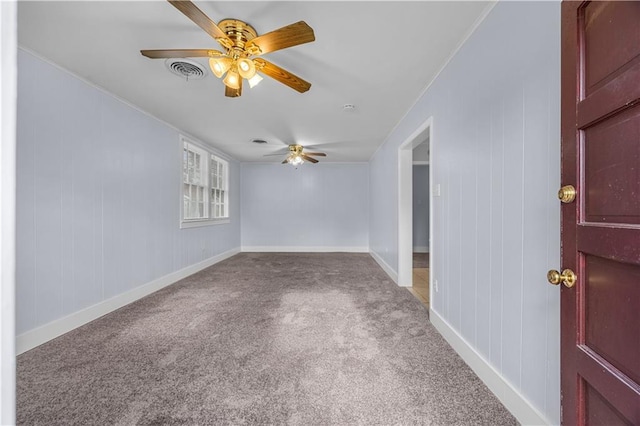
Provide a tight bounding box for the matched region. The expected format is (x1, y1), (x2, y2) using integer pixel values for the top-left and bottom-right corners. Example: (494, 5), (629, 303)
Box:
(182, 137), (229, 226)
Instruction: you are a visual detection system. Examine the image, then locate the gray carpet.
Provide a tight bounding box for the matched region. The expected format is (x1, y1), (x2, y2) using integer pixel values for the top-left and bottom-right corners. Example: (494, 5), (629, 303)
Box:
(18, 253), (516, 425)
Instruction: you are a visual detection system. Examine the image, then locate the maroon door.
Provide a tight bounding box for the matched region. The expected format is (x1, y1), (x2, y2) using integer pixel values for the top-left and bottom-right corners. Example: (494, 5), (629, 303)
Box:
(560, 1), (640, 424)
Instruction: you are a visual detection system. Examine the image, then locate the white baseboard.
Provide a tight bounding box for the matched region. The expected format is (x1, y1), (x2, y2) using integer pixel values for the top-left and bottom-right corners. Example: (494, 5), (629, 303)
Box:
(369, 250), (398, 284)
(429, 309), (550, 426)
(413, 246), (429, 253)
(241, 246), (368, 253)
(16, 247), (240, 355)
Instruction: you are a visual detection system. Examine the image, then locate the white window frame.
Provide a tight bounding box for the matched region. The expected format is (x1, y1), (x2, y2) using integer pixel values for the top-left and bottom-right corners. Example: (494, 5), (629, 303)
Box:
(180, 136), (230, 228)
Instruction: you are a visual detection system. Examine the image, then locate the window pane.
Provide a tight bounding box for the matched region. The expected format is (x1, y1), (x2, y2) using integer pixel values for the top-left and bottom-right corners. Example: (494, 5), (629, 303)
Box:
(195, 153), (201, 183)
(182, 140), (230, 222)
(188, 151), (194, 183)
(211, 158), (218, 189)
(183, 148), (188, 182)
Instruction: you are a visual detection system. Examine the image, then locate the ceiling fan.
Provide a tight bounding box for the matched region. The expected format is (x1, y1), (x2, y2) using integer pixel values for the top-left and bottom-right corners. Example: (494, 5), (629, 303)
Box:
(265, 144), (327, 166)
(141, 0), (315, 97)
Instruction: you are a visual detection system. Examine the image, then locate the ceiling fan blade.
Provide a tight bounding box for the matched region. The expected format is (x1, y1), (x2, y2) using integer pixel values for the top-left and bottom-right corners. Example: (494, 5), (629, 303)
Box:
(245, 21), (315, 55)
(301, 154), (318, 164)
(168, 0), (233, 49)
(303, 152), (326, 157)
(141, 49), (223, 59)
(225, 79), (242, 98)
(282, 159), (289, 164)
(264, 149), (291, 157)
(254, 59), (311, 93)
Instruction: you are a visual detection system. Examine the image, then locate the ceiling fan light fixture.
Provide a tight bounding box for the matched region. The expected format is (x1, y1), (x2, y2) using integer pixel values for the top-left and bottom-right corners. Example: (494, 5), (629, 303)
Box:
(223, 68), (241, 89)
(209, 57), (231, 78)
(289, 155), (304, 166)
(237, 58), (256, 79)
(248, 73), (263, 88)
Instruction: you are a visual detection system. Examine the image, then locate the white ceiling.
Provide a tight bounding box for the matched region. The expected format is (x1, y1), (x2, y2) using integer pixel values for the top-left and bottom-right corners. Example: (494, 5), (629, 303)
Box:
(17, 1), (491, 162)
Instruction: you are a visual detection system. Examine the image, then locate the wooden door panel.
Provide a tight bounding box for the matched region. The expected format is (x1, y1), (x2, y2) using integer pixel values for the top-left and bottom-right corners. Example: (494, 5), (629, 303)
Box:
(585, 255), (640, 385)
(578, 226), (640, 264)
(562, 1), (640, 424)
(577, 347), (640, 424)
(585, 384), (631, 426)
(578, 60), (640, 129)
(584, 1), (640, 94)
(584, 103), (640, 223)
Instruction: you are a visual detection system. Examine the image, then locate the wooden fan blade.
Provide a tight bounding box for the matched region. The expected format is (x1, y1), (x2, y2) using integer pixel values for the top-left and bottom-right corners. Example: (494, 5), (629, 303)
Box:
(254, 59), (311, 93)
(225, 79), (242, 98)
(303, 152), (326, 157)
(264, 149), (290, 157)
(245, 21), (315, 55)
(282, 159), (289, 164)
(301, 154), (318, 164)
(141, 49), (223, 59)
(168, 0), (233, 49)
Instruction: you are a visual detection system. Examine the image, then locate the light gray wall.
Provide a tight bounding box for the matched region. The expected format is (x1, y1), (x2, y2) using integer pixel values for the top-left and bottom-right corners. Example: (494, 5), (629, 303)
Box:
(412, 165), (429, 251)
(369, 2), (560, 423)
(16, 49), (241, 335)
(241, 163), (368, 250)
(413, 141), (430, 162)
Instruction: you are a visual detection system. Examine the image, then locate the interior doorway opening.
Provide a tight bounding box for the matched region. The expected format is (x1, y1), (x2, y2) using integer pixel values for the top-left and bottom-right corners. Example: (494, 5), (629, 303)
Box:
(398, 117), (432, 310)
(410, 143), (430, 307)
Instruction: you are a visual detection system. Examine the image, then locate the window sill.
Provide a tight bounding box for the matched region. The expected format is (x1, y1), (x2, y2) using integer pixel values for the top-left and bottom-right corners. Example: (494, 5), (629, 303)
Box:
(180, 218), (230, 229)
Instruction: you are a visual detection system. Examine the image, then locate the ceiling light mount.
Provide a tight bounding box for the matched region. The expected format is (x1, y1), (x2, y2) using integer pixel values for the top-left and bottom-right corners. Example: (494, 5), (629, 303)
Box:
(218, 19), (258, 50)
(141, 1), (315, 98)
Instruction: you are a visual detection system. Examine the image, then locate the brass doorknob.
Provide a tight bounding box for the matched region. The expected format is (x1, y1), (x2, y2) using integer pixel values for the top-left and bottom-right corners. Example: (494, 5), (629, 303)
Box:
(558, 185), (576, 203)
(547, 269), (577, 288)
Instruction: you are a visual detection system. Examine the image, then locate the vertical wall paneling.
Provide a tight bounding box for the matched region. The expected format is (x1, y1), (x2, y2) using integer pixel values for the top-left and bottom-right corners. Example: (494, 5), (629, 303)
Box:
(368, 2), (561, 424)
(16, 49), (241, 339)
(240, 163), (369, 251)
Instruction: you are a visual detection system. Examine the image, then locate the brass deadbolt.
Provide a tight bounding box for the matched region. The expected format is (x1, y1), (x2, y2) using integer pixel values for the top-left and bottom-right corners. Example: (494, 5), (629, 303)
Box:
(547, 269), (577, 288)
(558, 185), (576, 203)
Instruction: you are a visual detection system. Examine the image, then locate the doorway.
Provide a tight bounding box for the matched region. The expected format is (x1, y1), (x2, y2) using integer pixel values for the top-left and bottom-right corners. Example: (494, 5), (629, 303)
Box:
(411, 144), (430, 307)
(398, 117), (433, 310)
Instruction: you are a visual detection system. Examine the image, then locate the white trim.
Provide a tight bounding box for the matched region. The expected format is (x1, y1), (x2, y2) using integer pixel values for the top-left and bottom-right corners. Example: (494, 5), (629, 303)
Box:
(369, 250), (399, 284)
(16, 248), (240, 355)
(0, 1), (17, 423)
(398, 117), (433, 287)
(412, 161), (430, 166)
(369, 1), (497, 163)
(413, 246), (429, 253)
(241, 246), (368, 253)
(429, 117), (435, 312)
(430, 309), (550, 426)
(180, 218), (230, 229)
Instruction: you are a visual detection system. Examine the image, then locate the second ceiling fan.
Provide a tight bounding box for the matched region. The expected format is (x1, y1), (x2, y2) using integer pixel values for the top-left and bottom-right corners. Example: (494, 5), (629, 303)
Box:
(141, 0), (315, 97)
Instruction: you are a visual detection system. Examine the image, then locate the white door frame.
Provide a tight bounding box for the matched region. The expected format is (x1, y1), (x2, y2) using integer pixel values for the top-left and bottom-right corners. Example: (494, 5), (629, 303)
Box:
(397, 117), (433, 287)
(0, 1), (17, 423)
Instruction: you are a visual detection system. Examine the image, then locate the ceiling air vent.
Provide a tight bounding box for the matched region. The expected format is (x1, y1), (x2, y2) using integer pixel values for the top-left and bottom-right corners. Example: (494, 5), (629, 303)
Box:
(164, 59), (207, 80)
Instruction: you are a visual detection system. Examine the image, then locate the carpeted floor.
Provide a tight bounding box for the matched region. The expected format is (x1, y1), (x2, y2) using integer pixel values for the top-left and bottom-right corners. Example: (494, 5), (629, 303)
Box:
(17, 253), (516, 425)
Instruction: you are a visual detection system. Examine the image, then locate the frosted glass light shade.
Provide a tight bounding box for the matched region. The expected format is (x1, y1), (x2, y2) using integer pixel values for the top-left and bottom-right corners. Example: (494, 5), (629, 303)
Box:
(209, 57), (232, 78)
(290, 155), (304, 166)
(223, 69), (241, 89)
(237, 58), (256, 79)
(248, 73), (263, 88)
